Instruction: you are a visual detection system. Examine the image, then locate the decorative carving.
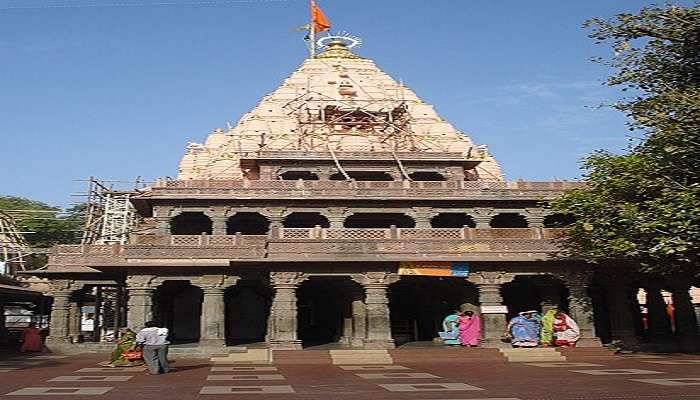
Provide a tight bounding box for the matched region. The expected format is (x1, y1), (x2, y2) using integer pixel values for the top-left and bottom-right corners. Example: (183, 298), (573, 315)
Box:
(468, 271), (515, 285)
(270, 271), (308, 286)
(125, 275), (156, 289)
(193, 274), (240, 290)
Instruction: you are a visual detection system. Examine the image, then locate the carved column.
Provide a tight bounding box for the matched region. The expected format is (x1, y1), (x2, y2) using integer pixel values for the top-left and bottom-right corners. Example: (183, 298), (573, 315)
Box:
(0, 295), (6, 346)
(264, 208), (287, 229)
(603, 273), (640, 346)
(194, 275), (238, 348)
(471, 208), (494, 229)
(524, 208), (547, 228)
(46, 280), (76, 344)
(355, 272), (398, 349)
(469, 271), (514, 347)
(126, 275), (156, 330)
(669, 280), (699, 344)
(351, 298), (366, 347)
(560, 270), (601, 347)
(325, 208), (350, 229)
(268, 272), (305, 349)
(153, 206), (175, 235)
(68, 298), (83, 343)
(410, 207), (436, 229)
(643, 283), (672, 341)
(211, 217), (228, 236)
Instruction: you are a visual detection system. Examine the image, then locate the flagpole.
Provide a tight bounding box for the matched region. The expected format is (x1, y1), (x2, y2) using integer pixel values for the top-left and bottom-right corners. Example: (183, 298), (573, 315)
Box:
(309, 0), (316, 58)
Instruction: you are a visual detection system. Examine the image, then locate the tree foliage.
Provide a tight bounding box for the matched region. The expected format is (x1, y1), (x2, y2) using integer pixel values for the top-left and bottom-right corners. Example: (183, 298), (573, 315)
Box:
(552, 2), (700, 277)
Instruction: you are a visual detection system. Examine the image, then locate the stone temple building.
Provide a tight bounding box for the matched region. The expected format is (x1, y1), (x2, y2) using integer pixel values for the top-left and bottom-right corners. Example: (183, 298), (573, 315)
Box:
(30, 36), (699, 355)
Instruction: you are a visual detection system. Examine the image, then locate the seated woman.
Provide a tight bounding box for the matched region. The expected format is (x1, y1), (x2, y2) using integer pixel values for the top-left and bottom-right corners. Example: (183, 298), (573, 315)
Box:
(540, 309), (557, 346)
(439, 310), (461, 346)
(109, 328), (144, 367)
(20, 323), (43, 353)
(507, 311), (541, 347)
(553, 311), (580, 347)
(458, 310), (481, 347)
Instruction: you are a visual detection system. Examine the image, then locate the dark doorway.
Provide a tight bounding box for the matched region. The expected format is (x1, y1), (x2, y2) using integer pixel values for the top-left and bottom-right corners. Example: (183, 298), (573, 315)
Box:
(344, 213), (415, 228)
(227, 213), (270, 235)
(330, 171), (394, 181)
(409, 171), (445, 181)
(153, 281), (202, 344)
(225, 280), (271, 346)
(431, 213), (476, 228)
(279, 171), (319, 180)
(171, 212), (212, 235)
(490, 213), (528, 228)
(283, 213), (330, 228)
(501, 276), (568, 321)
(389, 276), (478, 345)
(297, 277), (362, 347)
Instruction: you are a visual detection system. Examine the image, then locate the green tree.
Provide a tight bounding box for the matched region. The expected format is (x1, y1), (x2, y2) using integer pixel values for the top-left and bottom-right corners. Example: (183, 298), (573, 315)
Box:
(0, 196), (84, 269)
(552, 3), (700, 277)
(552, 3), (700, 276)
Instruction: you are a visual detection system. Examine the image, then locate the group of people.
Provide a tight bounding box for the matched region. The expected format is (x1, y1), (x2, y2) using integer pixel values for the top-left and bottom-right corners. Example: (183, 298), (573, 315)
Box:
(108, 321), (171, 375)
(440, 310), (482, 347)
(507, 309), (580, 347)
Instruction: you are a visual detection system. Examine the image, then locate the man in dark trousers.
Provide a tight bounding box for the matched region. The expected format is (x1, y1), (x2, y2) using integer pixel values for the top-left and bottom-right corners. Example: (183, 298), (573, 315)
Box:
(136, 321), (170, 375)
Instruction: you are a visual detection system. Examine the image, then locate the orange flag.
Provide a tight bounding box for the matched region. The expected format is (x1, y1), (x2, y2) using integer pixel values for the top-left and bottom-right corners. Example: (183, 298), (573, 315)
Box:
(311, 0), (331, 33)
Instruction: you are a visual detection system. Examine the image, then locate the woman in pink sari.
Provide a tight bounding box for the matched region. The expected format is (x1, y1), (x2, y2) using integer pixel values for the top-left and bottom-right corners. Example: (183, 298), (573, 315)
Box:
(458, 310), (481, 347)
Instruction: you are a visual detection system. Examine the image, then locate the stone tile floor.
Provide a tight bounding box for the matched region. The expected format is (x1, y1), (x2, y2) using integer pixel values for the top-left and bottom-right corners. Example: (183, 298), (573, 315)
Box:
(1, 352), (700, 399)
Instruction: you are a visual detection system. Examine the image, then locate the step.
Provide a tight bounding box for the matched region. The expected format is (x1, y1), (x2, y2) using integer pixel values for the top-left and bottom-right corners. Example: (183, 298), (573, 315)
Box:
(210, 348), (270, 364)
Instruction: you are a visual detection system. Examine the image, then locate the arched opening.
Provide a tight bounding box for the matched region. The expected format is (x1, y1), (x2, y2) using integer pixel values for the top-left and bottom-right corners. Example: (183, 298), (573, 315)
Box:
(501, 276), (568, 322)
(544, 213), (576, 227)
(279, 171), (319, 180)
(344, 213), (415, 228)
(226, 213), (270, 235)
(297, 277), (364, 348)
(409, 171), (445, 181)
(170, 212), (212, 235)
(330, 171), (394, 181)
(153, 281), (202, 344)
(490, 213), (528, 228)
(225, 280), (272, 346)
(283, 212), (330, 228)
(430, 213), (476, 228)
(389, 276), (478, 345)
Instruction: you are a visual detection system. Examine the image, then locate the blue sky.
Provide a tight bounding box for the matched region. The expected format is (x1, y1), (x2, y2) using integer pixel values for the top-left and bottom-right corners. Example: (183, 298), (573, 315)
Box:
(0, 0), (690, 208)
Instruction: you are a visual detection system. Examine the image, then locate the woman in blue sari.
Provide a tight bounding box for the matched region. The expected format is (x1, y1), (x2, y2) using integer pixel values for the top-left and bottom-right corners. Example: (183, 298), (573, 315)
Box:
(507, 310), (541, 347)
(439, 310), (461, 346)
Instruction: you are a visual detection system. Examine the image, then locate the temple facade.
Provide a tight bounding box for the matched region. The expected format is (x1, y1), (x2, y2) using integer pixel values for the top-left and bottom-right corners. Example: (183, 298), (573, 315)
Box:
(30, 37), (698, 353)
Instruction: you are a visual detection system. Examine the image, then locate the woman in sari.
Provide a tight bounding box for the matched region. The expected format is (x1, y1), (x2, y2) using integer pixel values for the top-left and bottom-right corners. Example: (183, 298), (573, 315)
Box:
(458, 310), (481, 347)
(552, 311), (580, 347)
(109, 328), (144, 367)
(439, 310), (461, 346)
(507, 311), (541, 347)
(540, 309), (557, 346)
(20, 323), (43, 352)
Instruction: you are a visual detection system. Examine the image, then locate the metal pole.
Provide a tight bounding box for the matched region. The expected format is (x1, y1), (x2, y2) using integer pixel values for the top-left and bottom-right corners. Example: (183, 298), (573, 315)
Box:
(310, 0), (316, 58)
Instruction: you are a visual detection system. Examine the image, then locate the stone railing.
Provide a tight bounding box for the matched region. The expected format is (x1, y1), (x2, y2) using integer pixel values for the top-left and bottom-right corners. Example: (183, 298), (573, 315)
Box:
(275, 227), (568, 240)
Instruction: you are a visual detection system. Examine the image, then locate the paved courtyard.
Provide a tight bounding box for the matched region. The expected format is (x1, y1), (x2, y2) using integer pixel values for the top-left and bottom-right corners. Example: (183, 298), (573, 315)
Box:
(1, 352), (700, 400)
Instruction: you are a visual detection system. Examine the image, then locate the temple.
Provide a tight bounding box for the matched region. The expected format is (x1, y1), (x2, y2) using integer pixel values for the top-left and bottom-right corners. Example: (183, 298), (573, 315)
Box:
(27, 36), (698, 355)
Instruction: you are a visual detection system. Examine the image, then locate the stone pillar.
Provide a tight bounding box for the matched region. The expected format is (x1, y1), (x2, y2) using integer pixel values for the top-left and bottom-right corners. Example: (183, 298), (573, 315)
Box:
(669, 281), (699, 343)
(355, 272), (398, 349)
(0, 295), (6, 346)
(603, 275), (639, 346)
(351, 299), (366, 347)
(154, 216), (171, 235)
(644, 284), (672, 340)
(470, 272), (513, 347)
(410, 207), (436, 229)
(46, 280), (76, 344)
(561, 271), (602, 347)
(471, 208), (494, 229)
(325, 208), (350, 229)
(264, 208), (287, 230)
(195, 275), (238, 348)
(68, 299), (83, 343)
(524, 208), (547, 228)
(126, 275), (156, 330)
(268, 272), (305, 349)
(211, 217), (228, 236)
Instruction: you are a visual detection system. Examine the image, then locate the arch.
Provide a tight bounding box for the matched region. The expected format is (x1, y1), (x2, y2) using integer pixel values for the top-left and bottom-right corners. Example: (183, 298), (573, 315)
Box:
(389, 276), (478, 344)
(226, 213), (270, 235)
(153, 281), (202, 344)
(490, 213), (528, 228)
(409, 171), (445, 181)
(430, 213), (476, 228)
(344, 213), (415, 228)
(170, 212), (212, 235)
(501, 275), (568, 321)
(279, 171), (319, 180)
(330, 171), (394, 181)
(225, 279), (272, 345)
(544, 213), (576, 227)
(297, 276), (364, 347)
(283, 212), (330, 228)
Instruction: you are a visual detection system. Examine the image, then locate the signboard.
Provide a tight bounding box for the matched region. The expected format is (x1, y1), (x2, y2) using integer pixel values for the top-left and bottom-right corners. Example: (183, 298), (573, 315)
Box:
(480, 305), (508, 314)
(398, 261), (470, 277)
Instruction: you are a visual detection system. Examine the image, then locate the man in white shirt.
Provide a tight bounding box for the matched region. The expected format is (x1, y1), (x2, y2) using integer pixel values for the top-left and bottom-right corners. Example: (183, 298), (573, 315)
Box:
(136, 321), (170, 375)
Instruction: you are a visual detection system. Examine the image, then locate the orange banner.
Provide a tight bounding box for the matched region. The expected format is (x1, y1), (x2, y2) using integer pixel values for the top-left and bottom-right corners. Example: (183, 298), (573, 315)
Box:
(311, 0), (331, 33)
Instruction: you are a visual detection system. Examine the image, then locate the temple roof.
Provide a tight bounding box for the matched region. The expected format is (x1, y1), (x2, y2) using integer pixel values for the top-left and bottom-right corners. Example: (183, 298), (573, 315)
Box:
(178, 38), (503, 181)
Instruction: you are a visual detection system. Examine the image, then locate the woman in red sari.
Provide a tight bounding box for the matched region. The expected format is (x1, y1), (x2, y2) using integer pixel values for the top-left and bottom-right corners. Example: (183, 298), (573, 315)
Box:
(20, 323), (43, 352)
